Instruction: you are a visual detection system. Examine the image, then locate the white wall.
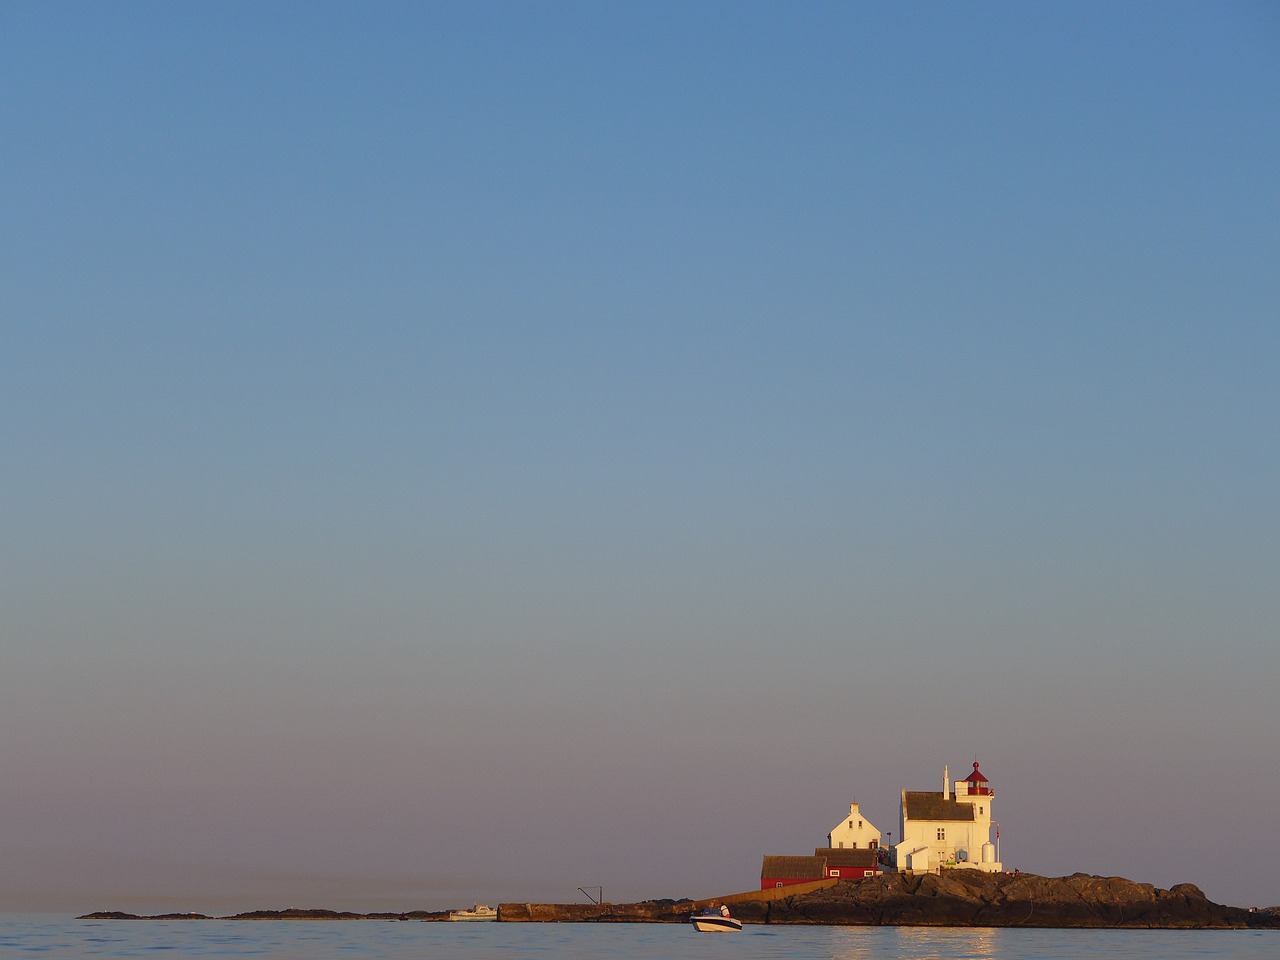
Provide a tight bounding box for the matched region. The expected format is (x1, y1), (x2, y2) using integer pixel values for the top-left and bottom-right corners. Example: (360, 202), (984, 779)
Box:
(896, 779), (1001, 872)
(827, 801), (881, 849)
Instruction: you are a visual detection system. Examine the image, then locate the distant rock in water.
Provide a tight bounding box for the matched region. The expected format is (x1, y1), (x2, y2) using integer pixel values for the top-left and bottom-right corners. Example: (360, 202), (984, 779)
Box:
(227, 909), (363, 920)
(77, 908), (446, 921)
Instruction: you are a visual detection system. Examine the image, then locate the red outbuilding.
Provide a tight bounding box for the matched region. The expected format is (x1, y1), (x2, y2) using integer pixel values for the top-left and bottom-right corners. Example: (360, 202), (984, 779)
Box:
(815, 846), (881, 879)
(760, 855), (826, 889)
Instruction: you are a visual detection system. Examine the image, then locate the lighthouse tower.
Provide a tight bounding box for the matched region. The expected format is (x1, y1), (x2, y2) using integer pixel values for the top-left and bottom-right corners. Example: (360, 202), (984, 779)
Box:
(953, 761), (1001, 872)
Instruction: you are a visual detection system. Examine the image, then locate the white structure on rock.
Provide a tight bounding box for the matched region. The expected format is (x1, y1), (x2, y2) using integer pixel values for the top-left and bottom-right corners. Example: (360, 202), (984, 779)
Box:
(826, 801), (881, 850)
(894, 761), (1002, 874)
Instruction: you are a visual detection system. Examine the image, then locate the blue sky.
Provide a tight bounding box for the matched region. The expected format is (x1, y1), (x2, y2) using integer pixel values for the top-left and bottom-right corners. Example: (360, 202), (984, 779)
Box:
(2, 1), (1278, 912)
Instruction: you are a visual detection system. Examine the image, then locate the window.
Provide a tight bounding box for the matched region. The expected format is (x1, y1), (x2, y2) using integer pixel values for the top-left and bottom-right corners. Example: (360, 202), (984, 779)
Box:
(979, 806), (984, 815)
(864, 870), (874, 877)
(848, 820), (854, 828)
(858, 820), (863, 829)
(838, 842), (844, 848)
(937, 828), (946, 841)
(775, 882), (783, 888)
(829, 869), (840, 877)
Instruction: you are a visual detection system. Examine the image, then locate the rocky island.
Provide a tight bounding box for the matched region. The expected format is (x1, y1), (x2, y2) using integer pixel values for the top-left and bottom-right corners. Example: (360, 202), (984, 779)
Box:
(723, 872), (1279, 928)
(80, 872), (1280, 928)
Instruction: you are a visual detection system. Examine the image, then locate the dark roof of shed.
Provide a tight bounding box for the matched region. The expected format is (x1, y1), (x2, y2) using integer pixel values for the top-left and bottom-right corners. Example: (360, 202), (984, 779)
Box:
(814, 848), (879, 868)
(760, 855), (826, 879)
(903, 791), (976, 822)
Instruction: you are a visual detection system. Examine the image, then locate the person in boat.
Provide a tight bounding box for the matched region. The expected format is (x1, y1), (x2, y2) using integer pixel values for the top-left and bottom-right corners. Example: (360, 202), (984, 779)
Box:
(719, 905), (731, 917)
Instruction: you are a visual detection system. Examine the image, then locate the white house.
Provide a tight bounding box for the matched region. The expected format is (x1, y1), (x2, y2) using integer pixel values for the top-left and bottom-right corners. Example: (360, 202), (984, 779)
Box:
(827, 801), (881, 850)
(894, 762), (1002, 873)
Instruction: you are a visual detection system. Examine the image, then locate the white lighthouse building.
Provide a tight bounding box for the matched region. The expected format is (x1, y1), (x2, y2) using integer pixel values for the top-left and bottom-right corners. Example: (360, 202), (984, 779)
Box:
(894, 761), (1002, 874)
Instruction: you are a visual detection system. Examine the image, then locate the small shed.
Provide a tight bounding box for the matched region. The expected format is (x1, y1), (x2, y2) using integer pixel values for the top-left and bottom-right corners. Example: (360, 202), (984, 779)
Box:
(814, 847), (880, 879)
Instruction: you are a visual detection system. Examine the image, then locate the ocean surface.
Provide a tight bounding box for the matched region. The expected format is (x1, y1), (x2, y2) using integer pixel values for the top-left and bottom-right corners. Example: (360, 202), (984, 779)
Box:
(0, 916), (1275, 960)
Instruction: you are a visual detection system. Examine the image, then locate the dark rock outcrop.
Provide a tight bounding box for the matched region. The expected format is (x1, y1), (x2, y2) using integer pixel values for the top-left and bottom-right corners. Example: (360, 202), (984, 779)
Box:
(501, 872), (1280, 928)
(78, 912), (149, 920)
(724, 873), (1278, 928)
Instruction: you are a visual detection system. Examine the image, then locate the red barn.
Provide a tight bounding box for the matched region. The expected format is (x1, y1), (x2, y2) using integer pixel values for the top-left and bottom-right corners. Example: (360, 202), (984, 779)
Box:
(760, 855), (826, 889)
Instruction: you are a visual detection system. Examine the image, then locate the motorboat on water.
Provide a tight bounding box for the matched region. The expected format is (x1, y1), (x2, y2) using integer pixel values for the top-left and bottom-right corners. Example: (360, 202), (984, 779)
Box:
(448, 904), (497, 921)
(689, 904), (742, 932)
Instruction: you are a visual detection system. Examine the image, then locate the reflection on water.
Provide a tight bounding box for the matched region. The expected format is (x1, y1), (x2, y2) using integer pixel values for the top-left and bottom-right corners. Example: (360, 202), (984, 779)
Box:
(819, 925), (1275, 960)
(886, 926), (1000, 960)
(825, 926), (999, 960)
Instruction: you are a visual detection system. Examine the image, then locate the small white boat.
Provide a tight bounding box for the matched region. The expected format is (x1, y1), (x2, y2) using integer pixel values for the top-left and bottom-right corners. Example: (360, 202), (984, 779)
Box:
(448, 904), (497, 921)
(690, 905), (742, 932)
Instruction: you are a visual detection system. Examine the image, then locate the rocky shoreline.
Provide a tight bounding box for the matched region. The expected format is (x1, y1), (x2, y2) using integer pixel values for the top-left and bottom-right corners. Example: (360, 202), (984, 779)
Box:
(739, 872), (1280, 928)
(78, 908), (451, 921)
(80, 872), (1280, 928)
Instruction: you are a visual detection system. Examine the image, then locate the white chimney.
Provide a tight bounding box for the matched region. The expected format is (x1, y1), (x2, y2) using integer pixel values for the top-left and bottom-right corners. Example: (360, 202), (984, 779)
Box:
(943, 764), (950, 800)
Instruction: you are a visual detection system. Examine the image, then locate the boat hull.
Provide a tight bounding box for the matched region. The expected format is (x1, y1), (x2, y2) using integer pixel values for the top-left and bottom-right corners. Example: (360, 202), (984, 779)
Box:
(448, 905), (497, 921)
(690, 916), (742, 932)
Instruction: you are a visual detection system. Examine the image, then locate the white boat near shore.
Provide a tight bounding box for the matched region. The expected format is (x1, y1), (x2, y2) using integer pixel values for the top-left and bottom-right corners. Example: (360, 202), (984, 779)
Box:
(448, 904), (498, 921)
(690, 906), (742, 932)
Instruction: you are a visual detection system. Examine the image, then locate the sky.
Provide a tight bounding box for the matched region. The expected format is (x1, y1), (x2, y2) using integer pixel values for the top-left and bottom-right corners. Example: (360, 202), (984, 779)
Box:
(2, 0), (1278, 915)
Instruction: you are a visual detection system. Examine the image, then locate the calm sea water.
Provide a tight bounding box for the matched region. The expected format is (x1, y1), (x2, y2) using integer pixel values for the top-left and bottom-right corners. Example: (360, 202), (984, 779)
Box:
(0, 916), (1274, 960)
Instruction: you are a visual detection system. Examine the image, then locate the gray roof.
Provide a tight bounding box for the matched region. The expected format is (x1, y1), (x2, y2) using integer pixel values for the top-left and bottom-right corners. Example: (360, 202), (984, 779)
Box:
(760, 855), (826, 879)
(814, 847), (879, 869)
(902, 790), (976, 822)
